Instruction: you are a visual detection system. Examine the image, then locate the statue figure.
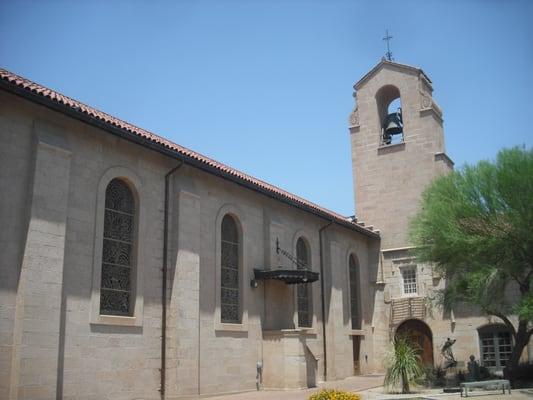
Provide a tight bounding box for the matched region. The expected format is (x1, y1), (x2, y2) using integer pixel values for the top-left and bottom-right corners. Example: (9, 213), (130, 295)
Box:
(441, 337), (457, 369)
(467, 355), (480, 381)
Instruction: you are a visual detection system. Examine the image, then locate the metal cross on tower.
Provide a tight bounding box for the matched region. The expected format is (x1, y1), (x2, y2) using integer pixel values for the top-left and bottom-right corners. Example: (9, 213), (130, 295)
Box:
(383, 29), (394, 61)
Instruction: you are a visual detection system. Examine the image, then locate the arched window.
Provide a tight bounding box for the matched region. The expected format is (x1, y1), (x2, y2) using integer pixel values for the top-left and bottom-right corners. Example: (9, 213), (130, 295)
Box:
(349, 254), (361, 329)
(100, 178), (136, 316)
(296, 237), (312, 328)
(376, 85), (403, 146)
(221, 214), (240, 323)
(478, 324), (513, 369)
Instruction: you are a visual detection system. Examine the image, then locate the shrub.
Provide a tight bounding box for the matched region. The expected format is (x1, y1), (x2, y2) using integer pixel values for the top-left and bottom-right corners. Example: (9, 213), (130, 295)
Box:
(384, 336), (425, 393)
(423, 365), (446, 387)
(506, 362), (533, 388)
(308, 389), (361, 400)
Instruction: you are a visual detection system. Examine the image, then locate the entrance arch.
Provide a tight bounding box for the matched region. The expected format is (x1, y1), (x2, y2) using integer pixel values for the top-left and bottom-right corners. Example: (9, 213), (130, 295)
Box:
(396, 319), (434, 366)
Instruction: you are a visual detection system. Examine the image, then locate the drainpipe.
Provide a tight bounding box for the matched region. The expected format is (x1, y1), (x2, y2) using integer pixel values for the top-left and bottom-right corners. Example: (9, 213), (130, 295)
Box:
(319, 220), (333, 382)
(161, 161), (184, 399)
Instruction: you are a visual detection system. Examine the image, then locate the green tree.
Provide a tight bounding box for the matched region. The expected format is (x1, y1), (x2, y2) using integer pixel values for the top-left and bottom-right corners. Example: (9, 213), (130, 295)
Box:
(410, 147), (533, 381)
(384, 336), (425, 394)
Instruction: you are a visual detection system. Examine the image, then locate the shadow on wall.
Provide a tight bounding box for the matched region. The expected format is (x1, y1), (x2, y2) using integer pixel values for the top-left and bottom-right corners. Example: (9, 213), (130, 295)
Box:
(440, 277), (483, 321)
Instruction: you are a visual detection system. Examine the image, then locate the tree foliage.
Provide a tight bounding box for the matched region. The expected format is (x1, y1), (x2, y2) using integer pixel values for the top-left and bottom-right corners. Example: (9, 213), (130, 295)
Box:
(409, 147), (533, 376)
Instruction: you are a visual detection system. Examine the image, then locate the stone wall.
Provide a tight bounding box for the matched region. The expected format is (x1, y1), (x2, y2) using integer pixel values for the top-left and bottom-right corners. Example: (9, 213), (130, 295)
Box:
(350, 62), (451, 251)
(348, 61), (532, 374)
(0, 90), (377, 399)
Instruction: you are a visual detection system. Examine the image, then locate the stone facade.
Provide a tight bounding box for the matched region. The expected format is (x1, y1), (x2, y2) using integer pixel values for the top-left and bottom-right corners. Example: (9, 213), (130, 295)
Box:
(0, 77), (375, 399)
(0, 60), (531, 400)
(349, 60), (532, 374)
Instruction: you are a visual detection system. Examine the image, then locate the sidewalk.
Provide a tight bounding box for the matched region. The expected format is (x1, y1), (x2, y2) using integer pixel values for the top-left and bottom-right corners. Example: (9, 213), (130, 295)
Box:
(203, 378), (533, 400)
(360, 385), (533, 400)
(203, 374), (385, 400)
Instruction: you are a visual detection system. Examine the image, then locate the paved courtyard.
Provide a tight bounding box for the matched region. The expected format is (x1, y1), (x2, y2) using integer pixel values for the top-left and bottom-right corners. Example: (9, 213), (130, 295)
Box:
(204, 375), (533, 400)
(204, 374), (385, 399)
(361, 386), (533, 400)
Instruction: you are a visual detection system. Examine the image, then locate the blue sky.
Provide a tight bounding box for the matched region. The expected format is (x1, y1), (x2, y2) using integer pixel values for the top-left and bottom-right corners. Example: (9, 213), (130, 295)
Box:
(1, 0), (532, 216)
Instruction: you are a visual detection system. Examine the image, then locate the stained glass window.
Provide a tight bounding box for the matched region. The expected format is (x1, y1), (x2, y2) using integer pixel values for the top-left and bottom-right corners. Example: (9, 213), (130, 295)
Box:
(221, 215), (240, 323)
(100, 179), (135, 316)
(349, 254), (361, 329)
(296, 238), (312, 328)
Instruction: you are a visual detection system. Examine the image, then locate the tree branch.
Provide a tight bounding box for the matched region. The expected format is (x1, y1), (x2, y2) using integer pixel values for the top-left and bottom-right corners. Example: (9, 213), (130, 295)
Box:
(523, 269), (532, 289)
(486, 309), (517, 337)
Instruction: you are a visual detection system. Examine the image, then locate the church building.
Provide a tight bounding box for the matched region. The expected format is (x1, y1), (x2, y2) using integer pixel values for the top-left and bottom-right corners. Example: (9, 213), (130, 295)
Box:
(0, 60), (530, 400)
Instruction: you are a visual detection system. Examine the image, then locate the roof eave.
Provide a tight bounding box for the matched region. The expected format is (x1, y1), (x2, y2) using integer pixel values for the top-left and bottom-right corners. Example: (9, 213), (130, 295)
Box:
(0, 78), (380, 239)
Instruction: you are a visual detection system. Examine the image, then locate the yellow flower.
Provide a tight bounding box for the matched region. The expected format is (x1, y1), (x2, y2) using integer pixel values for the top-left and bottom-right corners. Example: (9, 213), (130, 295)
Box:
(308, 389), (361, 400)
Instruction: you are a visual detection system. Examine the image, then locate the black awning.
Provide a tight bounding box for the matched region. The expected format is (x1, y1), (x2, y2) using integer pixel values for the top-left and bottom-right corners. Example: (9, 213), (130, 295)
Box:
(253, 268), (319, 285)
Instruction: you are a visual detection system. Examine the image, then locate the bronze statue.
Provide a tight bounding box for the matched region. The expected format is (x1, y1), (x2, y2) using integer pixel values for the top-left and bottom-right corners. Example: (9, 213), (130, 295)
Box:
(467, 355), (480, 381)
(441, 337), (457, 369)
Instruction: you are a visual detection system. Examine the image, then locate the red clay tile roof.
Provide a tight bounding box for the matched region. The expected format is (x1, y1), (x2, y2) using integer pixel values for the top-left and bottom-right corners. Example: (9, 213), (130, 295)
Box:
(0, 67), (378, 238)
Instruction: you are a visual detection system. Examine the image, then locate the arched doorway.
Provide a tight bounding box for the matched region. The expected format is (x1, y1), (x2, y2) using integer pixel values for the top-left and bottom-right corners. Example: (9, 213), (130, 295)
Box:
(396, 319), (434, 366)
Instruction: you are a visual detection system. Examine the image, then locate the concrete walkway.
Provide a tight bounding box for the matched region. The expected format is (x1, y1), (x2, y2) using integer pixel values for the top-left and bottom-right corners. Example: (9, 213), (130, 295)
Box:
(360, 385), (533, 400)
(203, 375), (385, 400)
(203, 377), (533, 400)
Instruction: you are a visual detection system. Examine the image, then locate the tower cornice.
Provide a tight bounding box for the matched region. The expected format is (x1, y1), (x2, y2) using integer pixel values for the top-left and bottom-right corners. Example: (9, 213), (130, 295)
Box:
(354, 60), (433, 91)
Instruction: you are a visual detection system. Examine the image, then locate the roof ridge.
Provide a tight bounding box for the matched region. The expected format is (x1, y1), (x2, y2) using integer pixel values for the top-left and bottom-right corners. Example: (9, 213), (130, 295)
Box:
(0, 67), (378, 237)
(354, 59), (432, 90)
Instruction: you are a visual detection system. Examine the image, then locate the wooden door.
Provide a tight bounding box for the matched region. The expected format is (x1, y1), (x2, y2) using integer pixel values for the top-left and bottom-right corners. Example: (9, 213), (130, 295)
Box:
(396, 319), (434, 366)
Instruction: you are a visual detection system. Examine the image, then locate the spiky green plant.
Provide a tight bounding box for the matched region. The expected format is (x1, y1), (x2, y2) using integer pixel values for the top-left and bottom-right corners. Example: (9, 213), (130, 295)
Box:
(384, 336), (425, 394)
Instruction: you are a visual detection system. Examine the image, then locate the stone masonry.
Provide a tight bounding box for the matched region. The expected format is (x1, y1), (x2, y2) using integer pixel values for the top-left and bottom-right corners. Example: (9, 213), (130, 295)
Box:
(0, 60), (531, 400)
(0, 79), (376, 399)
(349, 60), (532, 373)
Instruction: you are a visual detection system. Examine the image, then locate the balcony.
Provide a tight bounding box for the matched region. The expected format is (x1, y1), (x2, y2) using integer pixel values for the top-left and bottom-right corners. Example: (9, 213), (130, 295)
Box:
(390, 296), (426, 326)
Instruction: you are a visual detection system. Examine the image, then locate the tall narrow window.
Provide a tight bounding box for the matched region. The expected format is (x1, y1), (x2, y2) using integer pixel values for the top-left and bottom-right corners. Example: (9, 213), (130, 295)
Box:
(296, 237), (312, 328)
(401, 266), (418, 295)
(221, 215), (240, 323)
(349, 254), (361, 330)
(100, 179), (135, 316)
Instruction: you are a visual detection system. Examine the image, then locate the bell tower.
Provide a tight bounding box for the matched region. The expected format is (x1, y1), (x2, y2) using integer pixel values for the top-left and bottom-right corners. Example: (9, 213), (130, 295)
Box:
(349, 60), (453, 250)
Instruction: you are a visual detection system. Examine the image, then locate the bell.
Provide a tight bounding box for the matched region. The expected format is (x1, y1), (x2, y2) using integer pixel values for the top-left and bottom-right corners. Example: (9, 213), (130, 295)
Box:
(382, 108), (403, 144)
(383, 109), (403, 136)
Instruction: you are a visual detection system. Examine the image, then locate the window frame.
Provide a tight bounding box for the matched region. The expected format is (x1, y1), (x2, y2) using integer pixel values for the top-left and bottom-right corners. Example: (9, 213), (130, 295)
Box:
(348, 253), (362, 330)
(214, 205), (248, 332)
(220, 214), (241, 324)
(401, 265), (418, 296)
(290, 230), (316, 331)
(99, 178), (136, 316)
(478, 325), (513, 370)
(295, 236), (313, 328)
(90, 167), (145, 327)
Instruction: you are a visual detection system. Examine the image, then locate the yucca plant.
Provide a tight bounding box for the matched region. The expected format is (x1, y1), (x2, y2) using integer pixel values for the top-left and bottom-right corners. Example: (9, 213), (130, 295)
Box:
(384, 336), (425, 394)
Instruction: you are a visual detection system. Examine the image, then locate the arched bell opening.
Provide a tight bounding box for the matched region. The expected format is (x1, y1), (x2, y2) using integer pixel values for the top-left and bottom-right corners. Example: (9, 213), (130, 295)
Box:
(375, 85), (404, 146)
(395, 319), (434, 366)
